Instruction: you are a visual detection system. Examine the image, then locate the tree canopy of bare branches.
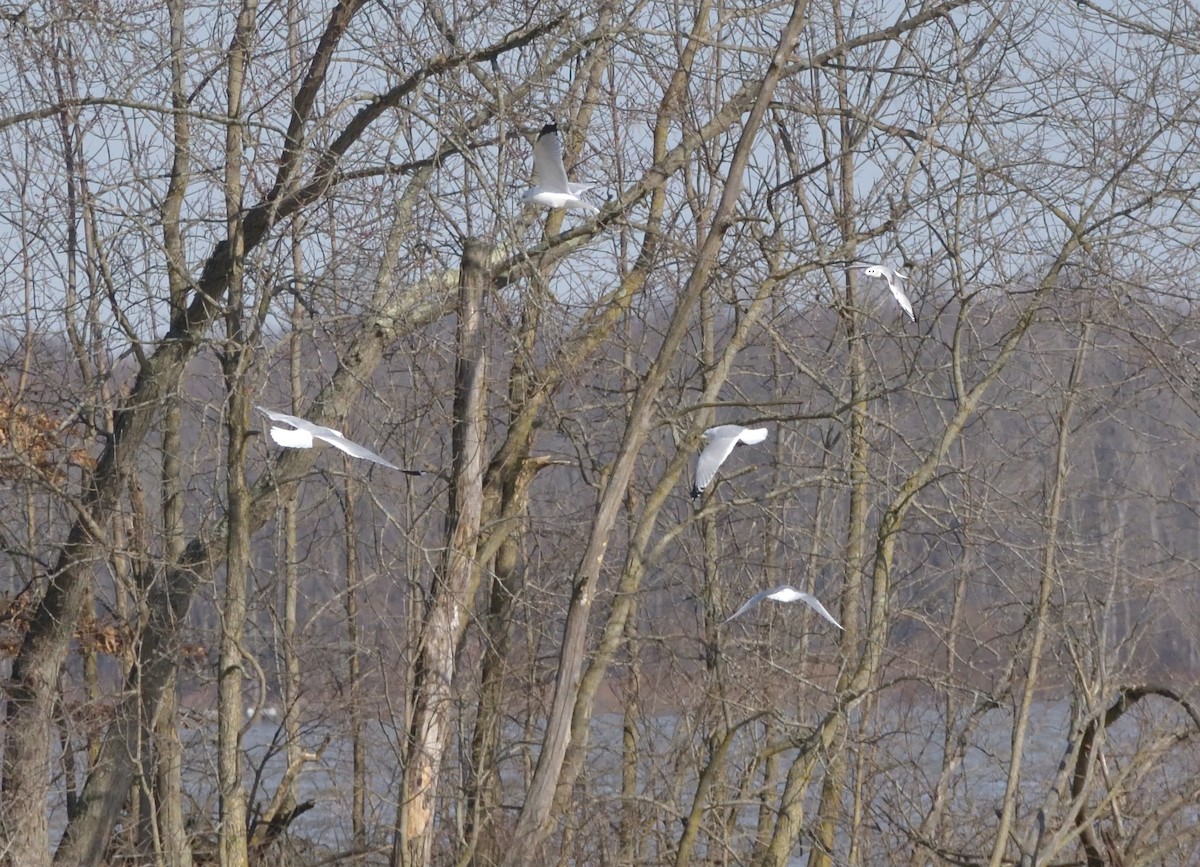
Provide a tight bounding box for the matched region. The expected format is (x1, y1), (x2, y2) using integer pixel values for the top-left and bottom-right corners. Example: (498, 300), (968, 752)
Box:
(3, 1), (1200, 866)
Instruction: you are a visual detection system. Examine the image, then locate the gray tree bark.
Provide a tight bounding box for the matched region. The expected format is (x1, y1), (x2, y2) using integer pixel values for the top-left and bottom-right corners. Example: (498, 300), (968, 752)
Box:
(393, 239), (489, 867)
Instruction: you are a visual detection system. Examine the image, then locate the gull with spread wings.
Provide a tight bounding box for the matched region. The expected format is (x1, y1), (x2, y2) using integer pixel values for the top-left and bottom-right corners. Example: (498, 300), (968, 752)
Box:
(723, 585), (843, 630)
(521, 122), (599, 215)
(256, 406), (427, 475)
(691, 424), (769, 499)
(852, 262), (915, 321)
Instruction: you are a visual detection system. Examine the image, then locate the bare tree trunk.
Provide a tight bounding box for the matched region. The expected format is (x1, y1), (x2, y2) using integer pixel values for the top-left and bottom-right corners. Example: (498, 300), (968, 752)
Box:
(152, 678), (190, 867)
(1, 37), (83, 867)
(677, 280), (724, 866)
(218, 387), (251, 867)
(461, 194), (553, 863)
(987, 323), (1090, 867)
(344, 472), (367, 853)
(273, 179), (310, 855)
(464, 457), (545, 867)
(394, 239), (489, 867)
(810, 9), (865, 858)
(617, 310), (643, 867)
(276, 1), (307, 850)
(463, 529), (520, 867)
(216, 6), (258, 864)
(143, 1), (191, 852)
(141, 389), (190, 867)
(617, 606), (641, 867)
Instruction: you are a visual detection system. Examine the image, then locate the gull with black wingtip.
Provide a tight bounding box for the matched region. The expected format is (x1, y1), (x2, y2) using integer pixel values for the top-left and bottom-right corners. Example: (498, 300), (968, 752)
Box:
(521, 122), (599, 215)
(691, 424), (769, 499)
(256, 406), (428, 475)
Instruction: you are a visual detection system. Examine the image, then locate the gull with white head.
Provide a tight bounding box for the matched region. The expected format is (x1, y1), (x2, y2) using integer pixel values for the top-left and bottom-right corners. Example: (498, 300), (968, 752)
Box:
(852, 262), (915, 321)
(691, 424), (769, 499)
(521, 122), (599, 215)
(723, 585), (843, 629)
(256, 406), (426, 475)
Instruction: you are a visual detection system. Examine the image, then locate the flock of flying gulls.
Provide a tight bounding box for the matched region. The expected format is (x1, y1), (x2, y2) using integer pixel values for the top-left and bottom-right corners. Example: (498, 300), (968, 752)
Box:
(258, 122), (920, 636)
(690, 424), (843, 632)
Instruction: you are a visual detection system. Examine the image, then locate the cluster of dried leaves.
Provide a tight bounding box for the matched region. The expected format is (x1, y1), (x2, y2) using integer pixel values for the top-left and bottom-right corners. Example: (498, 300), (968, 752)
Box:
(0, 592), (147, 660)
(0, 395), (95, 482)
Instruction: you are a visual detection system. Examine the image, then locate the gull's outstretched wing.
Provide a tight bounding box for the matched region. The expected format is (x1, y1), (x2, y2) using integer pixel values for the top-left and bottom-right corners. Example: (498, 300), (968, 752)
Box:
(783, 588), (843, 630)
(722, 587), (776, 623)
(692, 429), (742, 498)
(850, 263), (915, 321)
(887, 276), (916, 321)
(310, 429), (400, 470)
(256, 406), (344, 439)
(531, 124), (570, 193)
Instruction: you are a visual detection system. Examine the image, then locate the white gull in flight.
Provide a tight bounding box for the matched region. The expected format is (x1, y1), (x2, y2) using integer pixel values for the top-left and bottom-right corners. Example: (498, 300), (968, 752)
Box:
(723, 585), (842, 629)
(521, 123), (599, 215)
(853, 262), (915, 321)
(691, 424), (769, 499)
(256, 406), (425, 474)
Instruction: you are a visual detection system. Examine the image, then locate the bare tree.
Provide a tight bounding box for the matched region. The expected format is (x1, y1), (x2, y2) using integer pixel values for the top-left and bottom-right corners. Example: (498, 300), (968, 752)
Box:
(393, 240), (489, 867)
(4, 1), (1200, 866)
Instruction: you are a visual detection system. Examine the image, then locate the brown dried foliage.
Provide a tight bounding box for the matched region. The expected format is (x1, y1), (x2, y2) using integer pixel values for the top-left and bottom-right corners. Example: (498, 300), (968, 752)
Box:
(0, 396), (95, 482)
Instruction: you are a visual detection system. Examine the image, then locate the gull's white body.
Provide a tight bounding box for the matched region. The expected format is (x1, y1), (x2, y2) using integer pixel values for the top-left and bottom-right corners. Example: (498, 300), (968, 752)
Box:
(853, 263), (915, 321)
(723, 585), (843, 629)
(522, 123), (599, 215)
(691, 424), (769, 498)
(256, 405), (401, 470)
